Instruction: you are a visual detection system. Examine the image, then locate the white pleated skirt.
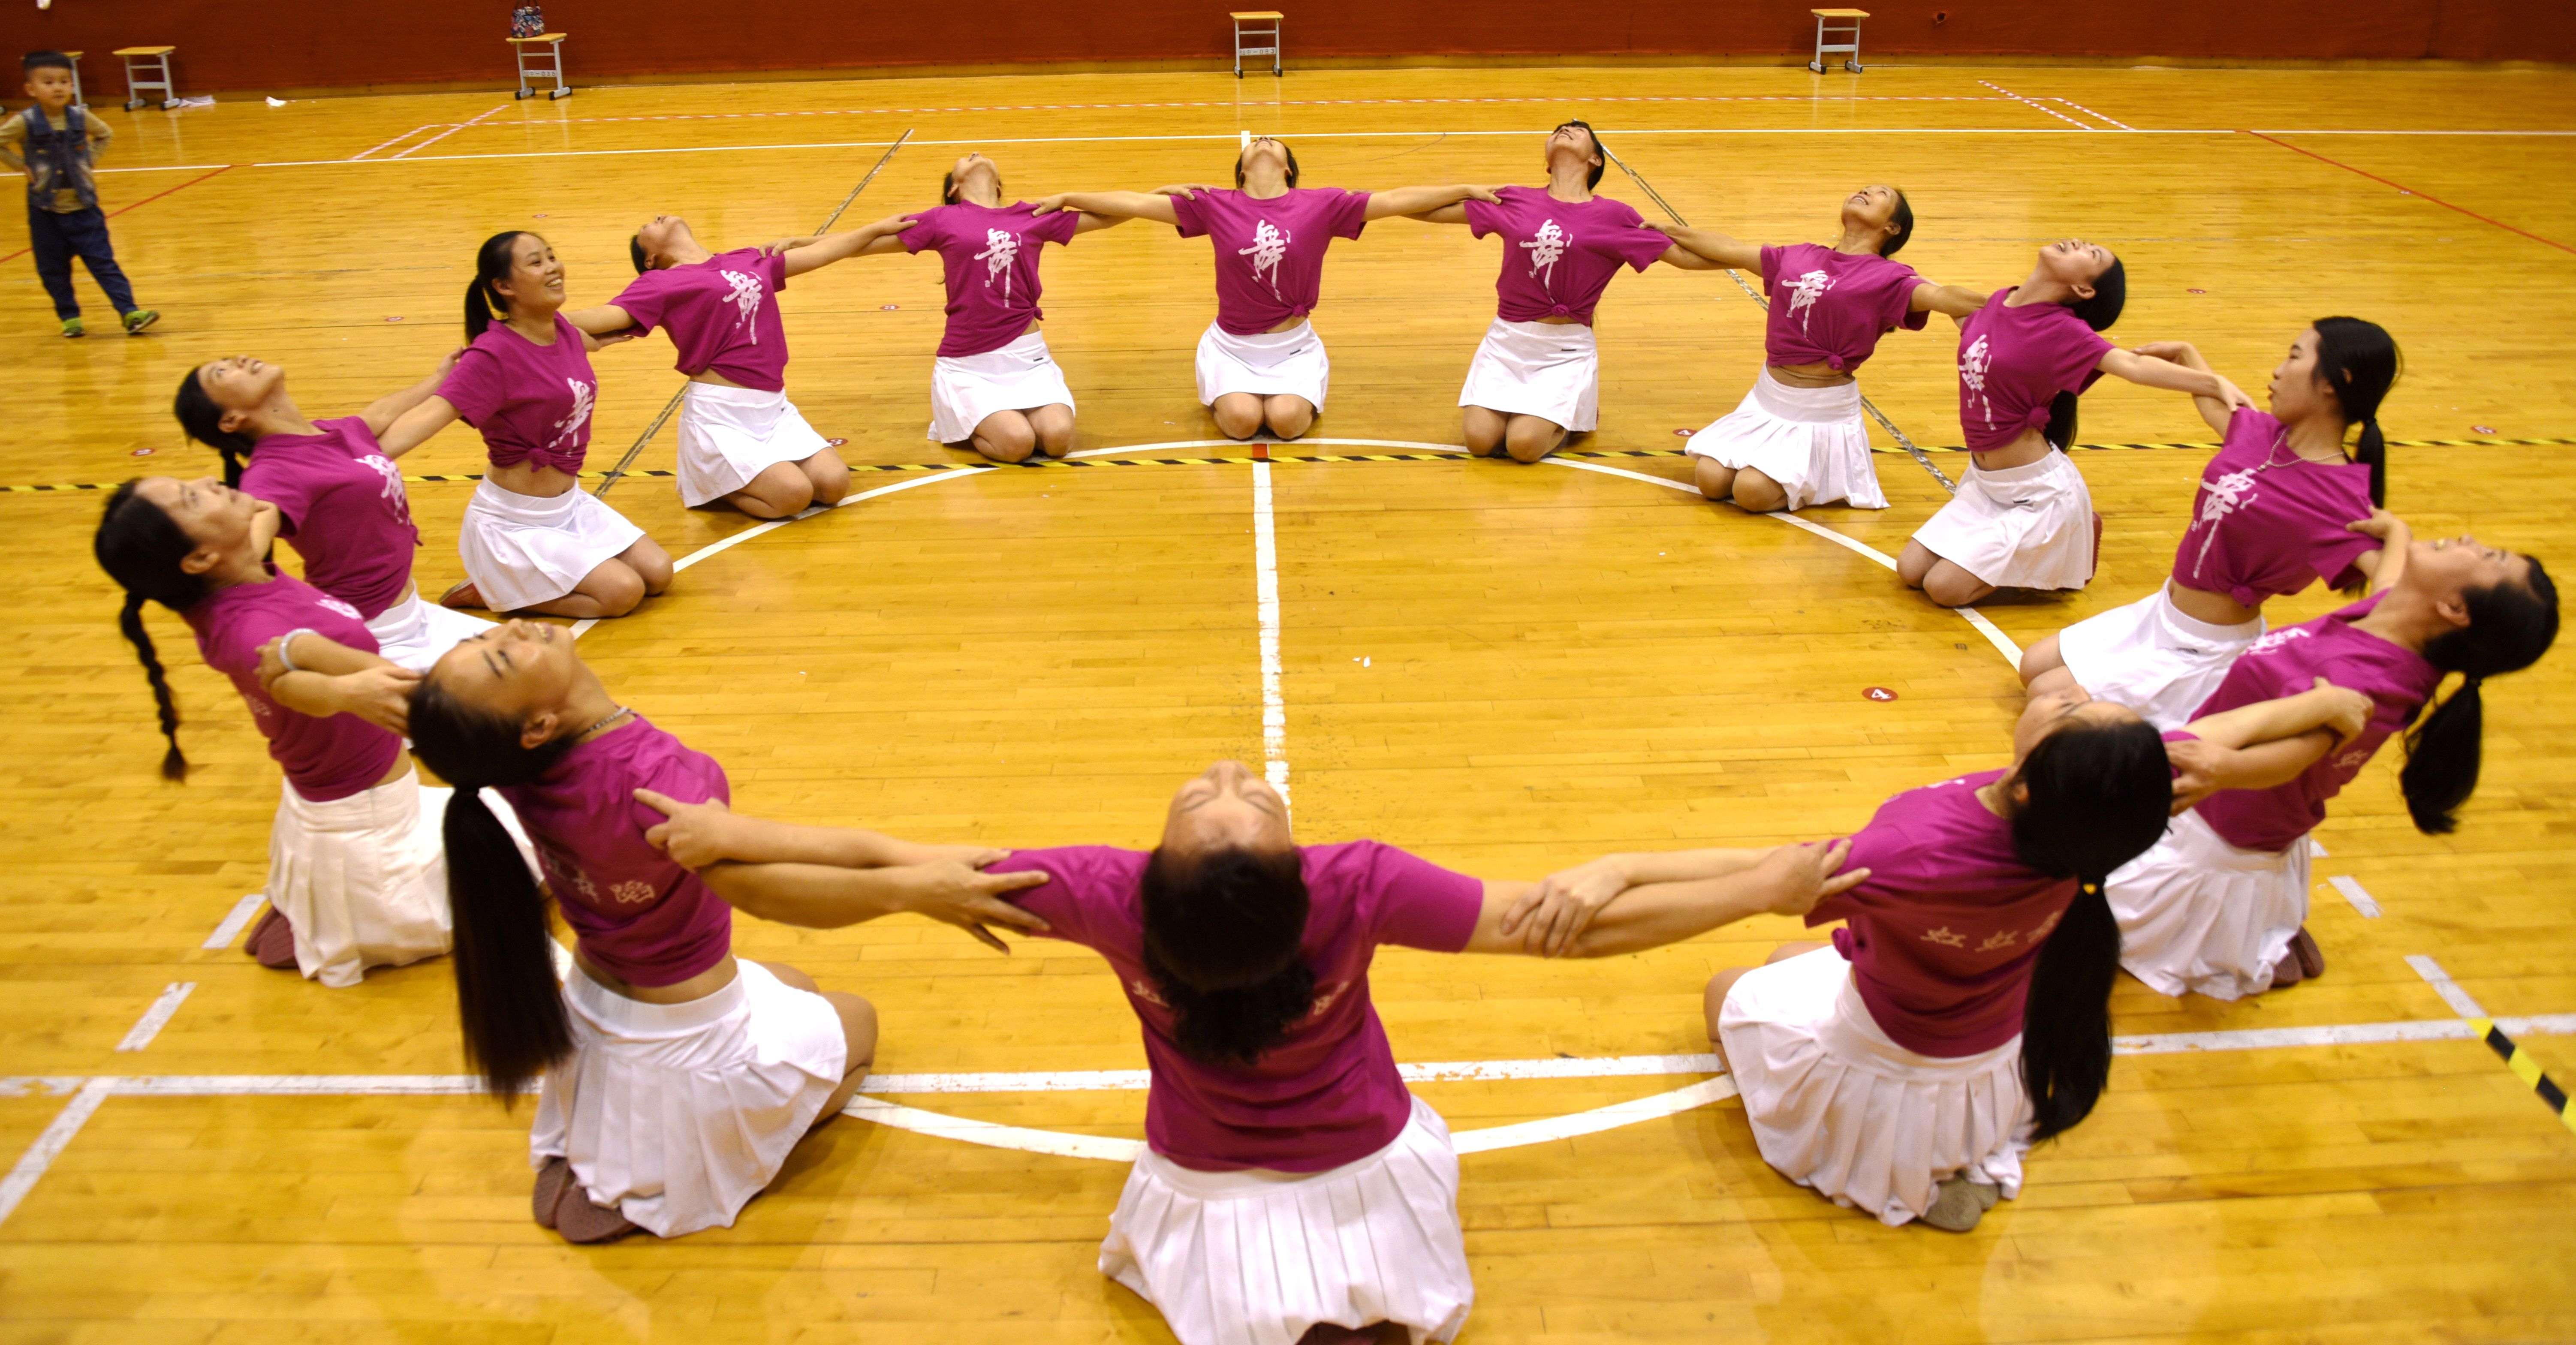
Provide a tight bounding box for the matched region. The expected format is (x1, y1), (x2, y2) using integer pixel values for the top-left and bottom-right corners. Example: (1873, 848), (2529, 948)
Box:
(1718, 949), (2032, 1227)
(2106, 808), (2306, 1001)
(456, 479), (648, 614)
(365, 587), (493, 673)
(1910, 450), (2097, 591)
(1099, 1094), (1473, 1345)
(928, 330), (1076, 443)
(2058, 583), (2266, 731)
(1456, 318), (1598, 431)
(265, 766), (455, 989)
(1684, 367), (1888, 510)
(675, 382), (832, 507)
(1195, 320), (1331, 408)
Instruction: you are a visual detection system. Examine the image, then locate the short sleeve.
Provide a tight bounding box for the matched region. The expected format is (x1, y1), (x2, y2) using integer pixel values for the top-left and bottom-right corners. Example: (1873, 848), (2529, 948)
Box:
(2058, 319), (2117, 395)
(241, 450), (316, 536)
(1883, 264), (1930, 332)
(624, 746), (731, 843)
(760, 249), (789, 295)
(436, 346), (506, 425)
(1598, 221), (1675, 274)
(1168, 190), (1212, 239)
(607, 271), (667, 336)
(985, 846), (1143, 953)
(1030, 208), (1081, 247)
(1462, 193), (1508, 241)
(898, 211), (943, 255)
(202, 594), (292, 680)
(1326, 190), (1371, 241)
(1346, 841), (1483, 954)
(1759, 244), (1784, 294)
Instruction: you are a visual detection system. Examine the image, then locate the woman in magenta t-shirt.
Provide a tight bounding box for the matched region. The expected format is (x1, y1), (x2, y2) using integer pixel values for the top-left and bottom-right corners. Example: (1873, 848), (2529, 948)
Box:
(567, 211), (913, 518)
(1031, 136), (1497, 441)
(1405, 120), (1720, 462)
(1900, 239), (2252, 608)
(2109, 512), (2558, 999)
(2021, 318), (2402, 727)
(377, 231), (675, 620)
(1522, 674), (2368, 1231)
(171, 351), (494, 671)
(405, 620), (1052, 1243)
(648, 758), (1859, 1344)
(93, 475), (472, 987)
(1653, 186), (1989, 512)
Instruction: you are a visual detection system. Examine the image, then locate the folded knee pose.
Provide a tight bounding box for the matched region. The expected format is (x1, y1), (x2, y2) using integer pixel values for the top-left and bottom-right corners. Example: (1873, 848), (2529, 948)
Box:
(1407, 121), (1712, 463)
(1656, 184), (1985, 512)
(2022, 318), (2400, 725)
(407, 621), (1046, 1242)
(1036, 136), (1495, 441)
(95, 476), (464, 986)
(379, 232), (674, 619)
(2108, 515), (2557, 999)
(1900, 240), (2248, 607)
(173, 352), (493, 669)
(569, 212), (912, 518)
(647, 758), (1859, 1344)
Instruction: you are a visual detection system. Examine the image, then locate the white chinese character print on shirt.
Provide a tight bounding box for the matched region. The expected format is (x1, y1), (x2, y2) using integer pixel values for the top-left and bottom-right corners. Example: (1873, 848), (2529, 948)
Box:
(1521, 219), (1569, 286)
(1785, 268), (1835, 332)
(976, 228), (1020, 299)
(719, 269), (764, 343)
(2187, 468), (2260, 579)
(1961, 334), (1995, 428)
(359, 453), (411, 524)
(548, 378), (594, 454)
(1239, 218), (1291, 295)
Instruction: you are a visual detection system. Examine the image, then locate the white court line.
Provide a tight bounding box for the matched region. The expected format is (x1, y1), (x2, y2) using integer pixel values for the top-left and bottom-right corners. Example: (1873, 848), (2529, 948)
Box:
(386, 104), (509, 159)
(2046, 96), (2140, 131)
(112, 984), (193, 1052)
(1452, 1076), (1739, 1155)
(0, 1078), (114, 1226)
(1252, 460), (1291, 809)
(200, 894), (265, 950)
(1067, 436), (1465, 459)
(1979, 80), (2094, 129)
(346, 124), (439, 161)
(2329, 875), (2383, 918)
(2406, 954), (2491, 1019)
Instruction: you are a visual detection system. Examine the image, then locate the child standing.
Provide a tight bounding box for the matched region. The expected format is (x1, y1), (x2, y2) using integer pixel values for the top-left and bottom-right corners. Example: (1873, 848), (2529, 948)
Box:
(2, 52), (155, 337)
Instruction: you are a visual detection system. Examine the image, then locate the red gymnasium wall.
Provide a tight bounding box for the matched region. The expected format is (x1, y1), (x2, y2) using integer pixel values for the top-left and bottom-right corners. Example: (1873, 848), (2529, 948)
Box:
(5, 1), (2567, 97)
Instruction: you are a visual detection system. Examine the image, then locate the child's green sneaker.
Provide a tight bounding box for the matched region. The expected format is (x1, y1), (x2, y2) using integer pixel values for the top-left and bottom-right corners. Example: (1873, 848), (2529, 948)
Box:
(59, 316), (84, 338)
(123, 309), (160, 335)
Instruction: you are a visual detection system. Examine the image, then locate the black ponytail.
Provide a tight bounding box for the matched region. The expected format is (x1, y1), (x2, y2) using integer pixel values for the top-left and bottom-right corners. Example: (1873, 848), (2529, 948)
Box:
(93, 481), (208, 781)
(465, 230), (531, 340)
(1882, 188), (1915, 259)
(2007, 713), (2170, 1141)
(2400, 560), (2559, 834)
(172, 368), (253, 487)
(408, 676), (576, 1101)
(2311, 316), (2401, 508)
(2041, 256), (2126, 451)
(1138, 845), (1315, 1067)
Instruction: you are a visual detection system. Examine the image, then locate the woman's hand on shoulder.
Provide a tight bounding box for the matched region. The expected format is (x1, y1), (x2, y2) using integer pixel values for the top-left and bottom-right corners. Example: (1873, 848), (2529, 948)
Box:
(1756, 838), (1865, 918)
(2309, 674), (2373, 745)
(328, 665), (421, 735)
(1152, 183), (1215, 200)
(635, 787), (742, 869)
(895, 859), (1053, 952)
(1501, 855), (1637, 957)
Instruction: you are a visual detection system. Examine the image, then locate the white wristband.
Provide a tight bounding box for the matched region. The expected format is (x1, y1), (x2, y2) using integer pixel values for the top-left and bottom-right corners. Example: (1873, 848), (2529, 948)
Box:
(276, 628), (319, 674)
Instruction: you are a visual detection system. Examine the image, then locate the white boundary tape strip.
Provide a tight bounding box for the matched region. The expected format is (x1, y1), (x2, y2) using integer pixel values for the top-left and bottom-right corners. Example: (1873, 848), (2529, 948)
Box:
(2329, 875), (2384, 918)
(1252, 460), (1291, 809)
(112, 984), (194, 1053)
(201, 894), (265, 950)
(0, 1078), (114, 1226)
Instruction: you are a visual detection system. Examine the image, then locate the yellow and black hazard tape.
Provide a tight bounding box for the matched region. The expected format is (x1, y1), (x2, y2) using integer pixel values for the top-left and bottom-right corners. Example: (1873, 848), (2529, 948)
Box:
(9, 436), (2575, 494)
(2469, 1015), (2576, 1134)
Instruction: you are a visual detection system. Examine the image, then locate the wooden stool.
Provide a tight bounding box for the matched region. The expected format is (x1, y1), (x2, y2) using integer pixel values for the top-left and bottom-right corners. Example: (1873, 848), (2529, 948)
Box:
(114, 46), (176, 111)
(1231, 11), (1283, 78)
(509, 33), (571, 100)
(61, 51), (84, 108)
(1809, 9), (1869, 74)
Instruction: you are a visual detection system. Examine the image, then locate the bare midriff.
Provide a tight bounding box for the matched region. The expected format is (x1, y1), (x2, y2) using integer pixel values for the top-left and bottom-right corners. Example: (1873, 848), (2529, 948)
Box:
(2166, 577), (2263, 627)
(486, 460), (582, 499)
(1534, 314), (1580, 326)
(575, 946), (739, 1006)
(1768, 359), (1856, 389)
(1967, 426), (2056, 474)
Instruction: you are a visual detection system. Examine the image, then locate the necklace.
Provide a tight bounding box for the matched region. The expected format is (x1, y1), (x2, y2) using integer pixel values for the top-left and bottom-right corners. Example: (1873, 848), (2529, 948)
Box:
(576, 706), (631, 740)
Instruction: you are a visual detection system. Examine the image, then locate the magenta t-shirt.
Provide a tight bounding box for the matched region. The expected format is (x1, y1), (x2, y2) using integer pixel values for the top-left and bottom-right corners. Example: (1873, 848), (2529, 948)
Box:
(240, 416), (419, 620)
(1956, 289), (2116, 451)
(1812, 771), (2085, 1057)
(183, 572), (404, 803)
(436, 313), (599, 474)
(1463, 186), (1669, 327)
(1169, 187), (1372, 335)
(1760, 243), (1928, 373)
(2188, 593), (2441, 854)
(2172, 408), (2378, 606)
(495, 716), (735, 987)
(609, 248), (791, 393)
(902, 202), (1082, 358)
(991, 840), (1484, 1173)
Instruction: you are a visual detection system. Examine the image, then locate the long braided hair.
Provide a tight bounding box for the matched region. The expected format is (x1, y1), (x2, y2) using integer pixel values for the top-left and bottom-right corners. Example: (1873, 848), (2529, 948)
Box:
(93, 482), (208, 780)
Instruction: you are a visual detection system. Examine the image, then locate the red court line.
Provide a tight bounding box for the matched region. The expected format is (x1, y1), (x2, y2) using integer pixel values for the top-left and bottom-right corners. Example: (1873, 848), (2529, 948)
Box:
(0, 164), (234, 265)
(2242, 129), (2574, 256)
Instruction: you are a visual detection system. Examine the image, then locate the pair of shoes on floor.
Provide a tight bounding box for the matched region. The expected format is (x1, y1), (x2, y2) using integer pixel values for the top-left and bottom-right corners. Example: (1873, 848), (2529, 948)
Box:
(532, 1156), (643, 1243)
(1920, 1174), (2004, 1233)
(242, 904), (298, 970)
(57, 311), (157, 337)
(2269, 926), (2326, 988)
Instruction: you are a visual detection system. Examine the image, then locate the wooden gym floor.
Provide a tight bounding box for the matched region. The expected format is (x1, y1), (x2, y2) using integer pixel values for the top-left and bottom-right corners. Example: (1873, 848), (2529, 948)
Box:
(3, 60), (2575, 1342)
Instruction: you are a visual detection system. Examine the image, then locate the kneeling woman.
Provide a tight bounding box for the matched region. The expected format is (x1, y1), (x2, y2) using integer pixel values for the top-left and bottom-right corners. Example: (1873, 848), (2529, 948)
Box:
(1900, 239), (2249, 607)
(96, 476), (458, 986)
(1521, 676), (2369, 1230)
(408, 621), (1049, 1242)
(574, 212), (913, 518)
(2109, 515), (2558, 999)
(173, 352), (492, 669)
(2019, 319), (2398, 727)
(1035, 137), (1495, 440)
(1655, 185), (1987, 512)
(380, 231), (675, 619)
(646, 758), (1859, 1344)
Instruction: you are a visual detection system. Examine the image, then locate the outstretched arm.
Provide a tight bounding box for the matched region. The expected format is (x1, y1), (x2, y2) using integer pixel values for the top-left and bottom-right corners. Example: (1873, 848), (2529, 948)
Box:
(1645, 221), (1763, 272)
(377, 395), (464, 460)
(1360, 184), (1500, 220)
(1910, 282), (1988, 321)
(1463, 840), (1864, 959)
(699, 859), (1051, 950)
(563, 304), (637, 338)
(2099, 347), (2254, 414)
(1498, 846), (1774, 956)
(1032, 191), (1181, 226)
(636, 788), (998, 871)
(360, 349), (464, 437)
(2348, 509), (2411, 595)
(771, 214), (918, 277)
(2128, 340), (2233, 435)
(251, 632), (417, 734)
(1404, 202), (1473, 226)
